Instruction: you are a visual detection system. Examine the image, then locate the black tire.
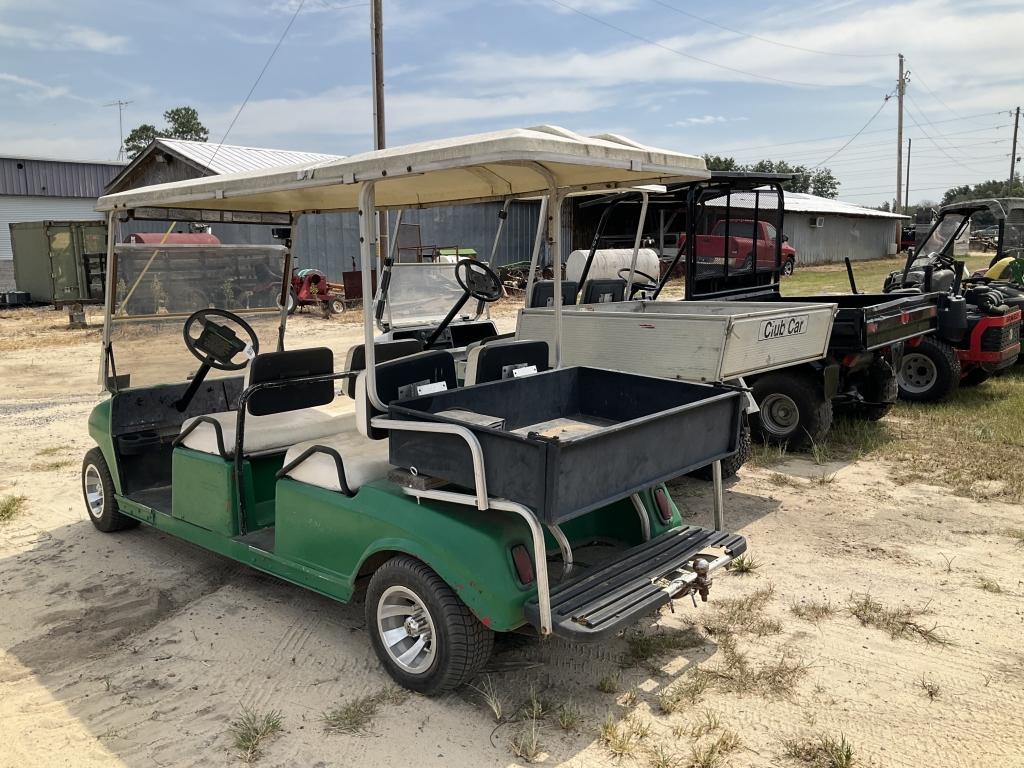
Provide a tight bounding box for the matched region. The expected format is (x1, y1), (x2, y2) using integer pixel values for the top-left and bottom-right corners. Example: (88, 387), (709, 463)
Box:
(897, 337), (961, 402)
(329, 298), (346, 315)
(961, 366), (992, 387)
(749, 371), (832, 450)
(276, 287), (298, 315)
(849, 356), (898, 420)
(690, 423), (751, 480)
(81, 448), (137, 532)
(365, 555), (493, 695)
(781, 257), (795, 276)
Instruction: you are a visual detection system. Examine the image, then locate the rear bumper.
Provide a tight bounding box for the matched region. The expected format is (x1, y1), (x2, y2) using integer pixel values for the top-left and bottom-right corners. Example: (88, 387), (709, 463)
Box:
(524, 526), (745, 642)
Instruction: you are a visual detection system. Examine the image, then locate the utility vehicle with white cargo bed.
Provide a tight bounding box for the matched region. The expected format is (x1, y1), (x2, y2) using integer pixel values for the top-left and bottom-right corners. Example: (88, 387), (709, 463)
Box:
(81, 128), (750, 695)
(514, 185), (835, 473)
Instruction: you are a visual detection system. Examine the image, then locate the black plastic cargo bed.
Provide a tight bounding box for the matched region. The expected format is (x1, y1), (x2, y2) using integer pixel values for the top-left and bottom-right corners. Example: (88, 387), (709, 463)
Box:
(387, 367), (743, 524)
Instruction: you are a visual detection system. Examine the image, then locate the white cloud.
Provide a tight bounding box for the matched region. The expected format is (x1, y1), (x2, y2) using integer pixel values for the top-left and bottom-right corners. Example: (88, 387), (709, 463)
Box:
(544, 0), (640, 12)
(672, 115), (748, 127)
(0, 22), (129, 53)
(0, 72), (68, 99)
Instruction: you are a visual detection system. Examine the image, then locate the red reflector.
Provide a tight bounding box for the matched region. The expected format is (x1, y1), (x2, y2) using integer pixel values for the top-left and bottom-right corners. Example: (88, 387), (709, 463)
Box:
(866, 322), (878, 334)
(653, 488), (673, 523)
(511, 545), (535, 585)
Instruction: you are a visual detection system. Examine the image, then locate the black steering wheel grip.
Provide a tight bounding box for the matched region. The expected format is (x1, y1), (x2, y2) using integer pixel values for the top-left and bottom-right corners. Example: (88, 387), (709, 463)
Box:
(182, 308), (260, 371)
(455, 258), (504, 302)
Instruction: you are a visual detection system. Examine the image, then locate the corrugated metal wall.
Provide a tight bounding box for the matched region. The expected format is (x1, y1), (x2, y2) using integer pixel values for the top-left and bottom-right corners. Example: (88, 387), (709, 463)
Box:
(0, 195), (105, 260)
(784, 215), (898, 266)
(118, 201), (545, 275)
(0, 157), (122, 198)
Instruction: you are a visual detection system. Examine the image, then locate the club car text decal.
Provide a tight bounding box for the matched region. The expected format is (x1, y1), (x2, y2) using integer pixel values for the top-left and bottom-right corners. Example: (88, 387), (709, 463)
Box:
(759, 315), (809, 341)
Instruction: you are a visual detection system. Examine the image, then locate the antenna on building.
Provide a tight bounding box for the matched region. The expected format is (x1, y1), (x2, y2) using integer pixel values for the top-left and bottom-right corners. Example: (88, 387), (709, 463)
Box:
(104, 99), (134, 161)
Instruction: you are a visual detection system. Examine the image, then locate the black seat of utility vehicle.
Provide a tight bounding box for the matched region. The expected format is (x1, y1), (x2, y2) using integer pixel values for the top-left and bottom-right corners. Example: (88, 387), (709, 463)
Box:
(529, 280), (578, 308)
(581, 278), (625, 304)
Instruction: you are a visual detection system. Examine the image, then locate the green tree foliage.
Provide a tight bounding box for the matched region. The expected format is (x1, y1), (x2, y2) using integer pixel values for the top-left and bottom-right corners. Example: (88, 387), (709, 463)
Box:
(125, 106), (210, 159)
(942, 177), (1023, 206)
(701, 155), (840, 198)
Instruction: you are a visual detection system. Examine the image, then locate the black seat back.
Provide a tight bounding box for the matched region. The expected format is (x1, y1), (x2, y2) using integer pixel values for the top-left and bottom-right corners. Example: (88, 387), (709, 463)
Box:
(466, 340), (550, 385)
(581, 278), (625, 305)
(246, 347), (334, 416)
(529, 280), (578, 308)
(363, 349), (458, 438)
(344, 339), (424, 398)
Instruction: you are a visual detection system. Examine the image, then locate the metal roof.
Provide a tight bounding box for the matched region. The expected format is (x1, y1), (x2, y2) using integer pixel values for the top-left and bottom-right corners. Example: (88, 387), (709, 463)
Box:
(157, 139), (342, 175)
(0, 156), (125, 198)
(709, 189), (908, 220)
(97, 125), (710, 214)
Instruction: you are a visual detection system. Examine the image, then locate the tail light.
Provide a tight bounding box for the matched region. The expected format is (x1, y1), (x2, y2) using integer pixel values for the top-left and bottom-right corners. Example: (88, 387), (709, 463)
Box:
(653, 488), (673, 523)
(511, 545), (535, 585)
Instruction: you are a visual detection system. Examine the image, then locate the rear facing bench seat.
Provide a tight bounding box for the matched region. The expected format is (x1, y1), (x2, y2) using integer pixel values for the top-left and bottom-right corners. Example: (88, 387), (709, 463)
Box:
(279, 413), (392, 495)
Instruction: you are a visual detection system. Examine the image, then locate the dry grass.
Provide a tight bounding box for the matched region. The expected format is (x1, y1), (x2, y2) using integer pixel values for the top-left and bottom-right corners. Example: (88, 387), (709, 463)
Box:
(322, 686), (409, 735)
(687, 730), (742, 768)
(469, 675), (504, 722)
(976, 576), (1002, 593)
(688, 709), (721, 738)
(597, 673), (620, 694)
(725, 554), (761, 575)
(600, 713), (651, 758)
(767, 472), (803, 488)
(518, 685), (551, 721)
(748, 443), (789, 468)
(704, 584), (782, 638)
(781, 732), (856, 768)
(790, 599), (836, 624)
(658, 671), (709, 713)
(509, 715), (544, 763)
(30, 459), (72, 472)
(555, 699), (583, 731)
(228, 708), (283, 763)
(1004, 528), (1024, 547)
(847, 594), (950, 645)
(708, 635), (810, 697)
(622, 626), (705, 667)
(919, 676), (941, 701)
(0, 495), (26, 523)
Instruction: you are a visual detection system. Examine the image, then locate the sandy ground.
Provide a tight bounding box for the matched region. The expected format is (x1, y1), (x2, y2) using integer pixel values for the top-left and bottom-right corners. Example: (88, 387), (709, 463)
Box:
(1, 305), (1023, 768)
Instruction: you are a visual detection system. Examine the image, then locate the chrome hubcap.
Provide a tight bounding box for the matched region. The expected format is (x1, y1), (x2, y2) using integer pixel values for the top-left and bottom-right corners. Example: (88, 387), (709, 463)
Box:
(377, 585), (437, 674)
(84, 464), (104, 519)
(899, 353), (937, 394)
(759, 393), (800, 436)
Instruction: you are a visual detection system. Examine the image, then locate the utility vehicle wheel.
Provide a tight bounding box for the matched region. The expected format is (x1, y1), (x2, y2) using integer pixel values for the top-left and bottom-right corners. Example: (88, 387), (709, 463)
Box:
(329, 298), (346, 315)
(781, 258), (795, 276)
(850, 357), (898, 421)
(690, 424), (751, 480)
(961, 367), (991, 387)
(750, 372), (832, 450)
(276, 287), (298, 315)
(366, 556), (493, 695)
(897, 338), (961, 402)
(81, 448), (137, 533)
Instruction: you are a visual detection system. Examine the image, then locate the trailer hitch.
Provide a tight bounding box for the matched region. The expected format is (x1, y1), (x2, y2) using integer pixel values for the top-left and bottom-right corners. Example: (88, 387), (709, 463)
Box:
(691, 557), (712, 605)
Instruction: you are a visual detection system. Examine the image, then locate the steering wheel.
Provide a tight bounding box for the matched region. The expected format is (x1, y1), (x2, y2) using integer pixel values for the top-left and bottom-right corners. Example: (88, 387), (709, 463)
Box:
(182, 309), (259, 371)
(617, 267), (660, 296)
(455, 258), (503, 302)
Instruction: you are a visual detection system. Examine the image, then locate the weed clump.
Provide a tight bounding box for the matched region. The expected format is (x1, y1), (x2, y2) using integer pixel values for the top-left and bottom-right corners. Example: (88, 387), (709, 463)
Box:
(229, 708), (283, 763)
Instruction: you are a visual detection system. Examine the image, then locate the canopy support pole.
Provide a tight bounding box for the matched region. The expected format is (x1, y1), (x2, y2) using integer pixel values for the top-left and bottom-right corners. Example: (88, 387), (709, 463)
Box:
(358, 181), (387, 411)
(624, 190), (650, 299)
(488, 197), (512, 266)
(524, 196), (548, 306)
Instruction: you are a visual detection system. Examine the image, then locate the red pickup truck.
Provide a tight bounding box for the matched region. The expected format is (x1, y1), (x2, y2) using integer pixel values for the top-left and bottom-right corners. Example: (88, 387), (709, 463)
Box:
(678, 218), (797, 275)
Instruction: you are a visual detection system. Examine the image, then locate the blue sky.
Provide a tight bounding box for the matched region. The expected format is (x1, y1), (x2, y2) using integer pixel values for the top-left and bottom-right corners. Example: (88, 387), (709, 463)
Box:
(0, 0), (1020, 206)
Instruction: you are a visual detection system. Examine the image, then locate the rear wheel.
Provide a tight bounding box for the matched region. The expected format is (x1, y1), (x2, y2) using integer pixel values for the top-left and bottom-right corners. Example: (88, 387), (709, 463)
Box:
(365, 555), (493, 695)
(897, 338), (960, 402)
(690, 423), (751, 480)
(781, 257), (795, 276)
(81, 448), (137, 532)
(750, 371), (832, 450)
(329, 298), (346, 315)
(276, 287), (298, 315)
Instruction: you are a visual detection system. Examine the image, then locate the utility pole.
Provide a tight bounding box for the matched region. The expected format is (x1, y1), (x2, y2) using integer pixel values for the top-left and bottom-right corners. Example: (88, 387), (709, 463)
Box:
(104, 99), (133, 161)
(895, 53), (907, 214)
(1010, 106), (1020, 194)
(905, 137), (911, 211)
(370, 0), (387, 265)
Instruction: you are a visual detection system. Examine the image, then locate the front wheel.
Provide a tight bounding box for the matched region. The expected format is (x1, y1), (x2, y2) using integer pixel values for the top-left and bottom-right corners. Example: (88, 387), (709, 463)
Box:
(81, 448), (137, 532)
(365, 556), (493, 695)
(329, 298), (346, 315)
(897, 338), (961, 402)
(750, 371), (832, 450)
(276, 287), (298, 315)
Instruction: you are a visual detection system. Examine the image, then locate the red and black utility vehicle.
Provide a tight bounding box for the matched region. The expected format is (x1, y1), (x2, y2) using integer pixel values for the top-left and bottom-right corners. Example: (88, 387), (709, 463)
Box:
(883, 199), (1022, 398)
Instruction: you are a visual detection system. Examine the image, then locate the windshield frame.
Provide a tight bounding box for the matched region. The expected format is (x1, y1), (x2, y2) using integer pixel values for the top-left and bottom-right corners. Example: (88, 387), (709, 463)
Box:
(376, 260), (485, 331)
(914, 211), (971, 260)
(99, 227), (292, 393)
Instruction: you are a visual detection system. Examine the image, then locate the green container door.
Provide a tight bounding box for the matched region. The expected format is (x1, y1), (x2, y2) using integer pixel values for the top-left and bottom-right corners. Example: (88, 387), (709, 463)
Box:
(50, 222), (107, 305)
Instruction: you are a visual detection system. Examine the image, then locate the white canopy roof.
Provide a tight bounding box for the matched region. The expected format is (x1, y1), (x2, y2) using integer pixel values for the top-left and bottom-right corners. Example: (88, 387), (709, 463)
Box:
(96, 126), (708, 215)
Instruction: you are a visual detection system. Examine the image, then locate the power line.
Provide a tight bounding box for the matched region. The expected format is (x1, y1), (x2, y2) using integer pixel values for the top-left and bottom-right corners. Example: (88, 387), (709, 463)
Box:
(204, 0), (307, 171)
(716, 109), (1007, 153)
(545, 0), (840, 88)
(905, 92), (973, 160)
(903, 61), (961, 120)
(904, 102), (984, 175)
(811, 91), (893, 168)
(648, 0), (894, 58)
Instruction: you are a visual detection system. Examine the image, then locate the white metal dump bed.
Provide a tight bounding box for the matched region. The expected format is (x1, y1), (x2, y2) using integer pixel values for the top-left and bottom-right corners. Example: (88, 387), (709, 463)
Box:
(516, 300), (836, 381)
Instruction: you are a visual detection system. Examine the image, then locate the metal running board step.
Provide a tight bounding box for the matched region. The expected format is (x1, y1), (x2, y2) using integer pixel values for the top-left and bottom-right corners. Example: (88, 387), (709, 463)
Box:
(524, 526), (745, 642)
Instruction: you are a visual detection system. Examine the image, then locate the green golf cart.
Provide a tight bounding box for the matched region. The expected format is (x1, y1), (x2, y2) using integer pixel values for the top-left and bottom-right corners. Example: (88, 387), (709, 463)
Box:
(82, 127), (748, 694)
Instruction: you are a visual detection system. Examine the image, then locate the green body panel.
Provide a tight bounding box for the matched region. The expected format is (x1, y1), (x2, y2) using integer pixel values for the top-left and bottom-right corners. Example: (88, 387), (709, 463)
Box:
(88, 399), (122, 492)
(171, 448), (282, 536)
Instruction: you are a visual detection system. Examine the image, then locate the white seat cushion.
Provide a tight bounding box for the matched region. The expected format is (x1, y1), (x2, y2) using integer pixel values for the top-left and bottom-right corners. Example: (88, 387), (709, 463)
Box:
(180, 408), (350, 456)
(282, 419), (393, 493)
